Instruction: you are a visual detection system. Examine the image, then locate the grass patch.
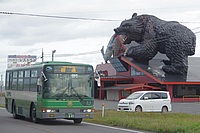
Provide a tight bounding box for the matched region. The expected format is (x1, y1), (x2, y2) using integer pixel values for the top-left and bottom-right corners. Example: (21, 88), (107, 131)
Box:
(0, 104), (4, 108)
(84, 110), (200, 133)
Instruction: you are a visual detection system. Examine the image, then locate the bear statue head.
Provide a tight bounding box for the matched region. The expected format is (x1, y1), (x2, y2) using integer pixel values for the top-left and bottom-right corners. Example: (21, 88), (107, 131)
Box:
(114, 13), (144, 44)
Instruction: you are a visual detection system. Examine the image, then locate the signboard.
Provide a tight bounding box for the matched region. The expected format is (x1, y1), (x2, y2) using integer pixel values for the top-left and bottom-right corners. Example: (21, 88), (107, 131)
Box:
(7, 55), (37, 68)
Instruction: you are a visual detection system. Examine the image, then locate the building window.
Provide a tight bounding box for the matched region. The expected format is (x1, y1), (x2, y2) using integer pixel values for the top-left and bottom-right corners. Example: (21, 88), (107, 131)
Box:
(131, 66), (144, 76)
(122, 90), (131, 97)
(173, 85), (200, 98)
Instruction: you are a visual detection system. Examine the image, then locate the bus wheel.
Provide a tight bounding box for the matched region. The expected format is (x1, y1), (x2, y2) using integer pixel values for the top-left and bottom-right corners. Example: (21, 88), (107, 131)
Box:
(73, 118), (82, 124)
(31, 105), (39, 123)
(12, 102), (19, 119)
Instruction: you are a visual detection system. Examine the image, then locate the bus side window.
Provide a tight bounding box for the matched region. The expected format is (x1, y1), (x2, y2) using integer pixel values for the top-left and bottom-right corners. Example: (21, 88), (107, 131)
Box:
(24, 70), (30, 91)
(12, 71), (17, 90)
(18, 71), (24, 91)
(30, 78), (37, 92)
(6, 72), (12, 90)
(37, 77), (42, 94)
(31, 70), (38, 77)
(30, 70), (38, 92)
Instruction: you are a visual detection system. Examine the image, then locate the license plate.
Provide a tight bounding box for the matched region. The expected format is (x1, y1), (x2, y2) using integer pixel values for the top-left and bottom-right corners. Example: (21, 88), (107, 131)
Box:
(65, 113), (75, 118)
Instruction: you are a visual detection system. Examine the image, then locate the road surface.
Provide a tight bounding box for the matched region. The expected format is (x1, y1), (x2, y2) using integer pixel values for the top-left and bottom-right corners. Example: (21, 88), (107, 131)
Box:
(1, 97), (200, 133)
(0, 108), (151, 133)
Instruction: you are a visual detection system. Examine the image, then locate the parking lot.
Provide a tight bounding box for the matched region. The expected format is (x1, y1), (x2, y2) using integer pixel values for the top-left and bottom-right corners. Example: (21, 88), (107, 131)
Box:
(1, 97), (200, 114)
(94, 99), (200, 114)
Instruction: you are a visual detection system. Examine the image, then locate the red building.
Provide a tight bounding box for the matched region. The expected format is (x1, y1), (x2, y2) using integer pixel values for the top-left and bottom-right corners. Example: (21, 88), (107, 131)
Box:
(95, 36), (200, 102)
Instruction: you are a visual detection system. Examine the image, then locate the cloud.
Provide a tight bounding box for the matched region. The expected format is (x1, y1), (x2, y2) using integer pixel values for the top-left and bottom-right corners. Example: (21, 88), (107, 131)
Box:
(0, 13), (117, 46)
(0, 0), (200, 76)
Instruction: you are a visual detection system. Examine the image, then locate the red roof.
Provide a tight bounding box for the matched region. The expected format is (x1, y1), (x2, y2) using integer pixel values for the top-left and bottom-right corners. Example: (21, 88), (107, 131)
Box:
(100, 84), (161, 90)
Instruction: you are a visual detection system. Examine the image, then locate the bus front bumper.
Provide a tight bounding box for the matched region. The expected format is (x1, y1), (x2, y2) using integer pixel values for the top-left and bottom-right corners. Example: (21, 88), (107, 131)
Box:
(41, 108), (94, 119)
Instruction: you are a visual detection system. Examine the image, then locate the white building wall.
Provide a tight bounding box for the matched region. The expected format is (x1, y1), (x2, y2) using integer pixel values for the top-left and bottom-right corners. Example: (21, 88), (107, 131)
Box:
(107, 90), (119, 101)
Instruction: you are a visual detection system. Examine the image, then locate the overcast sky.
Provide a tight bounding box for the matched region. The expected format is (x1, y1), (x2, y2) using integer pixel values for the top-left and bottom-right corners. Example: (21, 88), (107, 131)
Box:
(0, 0), (200, 78)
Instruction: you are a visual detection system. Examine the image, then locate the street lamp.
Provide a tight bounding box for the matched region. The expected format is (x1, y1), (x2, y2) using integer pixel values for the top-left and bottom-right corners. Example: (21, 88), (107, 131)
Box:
(52, 50), (56, 61)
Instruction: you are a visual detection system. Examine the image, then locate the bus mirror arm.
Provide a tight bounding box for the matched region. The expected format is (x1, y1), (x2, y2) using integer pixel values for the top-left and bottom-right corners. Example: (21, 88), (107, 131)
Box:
(41, 72), (48, 81)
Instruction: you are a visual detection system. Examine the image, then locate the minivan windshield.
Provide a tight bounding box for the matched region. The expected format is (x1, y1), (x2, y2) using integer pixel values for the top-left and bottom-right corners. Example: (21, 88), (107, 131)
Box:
(126, 92), (143, 100)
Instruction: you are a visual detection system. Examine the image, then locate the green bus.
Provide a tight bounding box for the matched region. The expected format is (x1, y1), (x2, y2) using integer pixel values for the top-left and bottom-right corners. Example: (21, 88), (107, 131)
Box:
(5, 61), (94, 123)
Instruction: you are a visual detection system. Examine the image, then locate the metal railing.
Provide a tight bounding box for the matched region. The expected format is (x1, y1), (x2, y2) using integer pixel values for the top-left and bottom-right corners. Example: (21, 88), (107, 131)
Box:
(182, 95), (200, 102)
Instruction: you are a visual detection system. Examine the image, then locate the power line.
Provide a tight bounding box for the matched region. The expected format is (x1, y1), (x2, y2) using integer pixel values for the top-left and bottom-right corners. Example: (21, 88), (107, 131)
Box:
(180, 22), (200, 24)
(1, 11), (200, 24)
(192, 26), (200, 30)
(0, 50), (101, 64)
(47, 5), (200, 14)
(195, 31), (200, 34)
(0, 11), (120, 22)
(43, 50), (101, 57)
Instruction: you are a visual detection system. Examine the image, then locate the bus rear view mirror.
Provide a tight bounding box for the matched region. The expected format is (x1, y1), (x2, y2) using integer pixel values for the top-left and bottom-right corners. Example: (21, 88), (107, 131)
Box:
(41, 72), (48, 81)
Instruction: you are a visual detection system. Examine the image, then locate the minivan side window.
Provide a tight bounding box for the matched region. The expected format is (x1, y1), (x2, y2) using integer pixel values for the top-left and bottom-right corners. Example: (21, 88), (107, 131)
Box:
(141, 93), (152, 100)
(152, 93), (161, 99)
(141, 92), (168, 100)
(160, 93), (168, 99)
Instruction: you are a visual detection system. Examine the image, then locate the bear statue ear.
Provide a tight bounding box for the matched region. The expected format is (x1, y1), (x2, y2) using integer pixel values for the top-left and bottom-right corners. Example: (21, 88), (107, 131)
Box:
(132, 13), (137, 18)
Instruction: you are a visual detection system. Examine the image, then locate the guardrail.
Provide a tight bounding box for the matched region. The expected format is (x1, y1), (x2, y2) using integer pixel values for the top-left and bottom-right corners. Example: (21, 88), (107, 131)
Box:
(182, 95), (200, 102)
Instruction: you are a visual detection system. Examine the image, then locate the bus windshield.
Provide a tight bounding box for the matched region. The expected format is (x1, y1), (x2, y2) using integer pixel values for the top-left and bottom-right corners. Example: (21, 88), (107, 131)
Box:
(43, 73), (93, 99)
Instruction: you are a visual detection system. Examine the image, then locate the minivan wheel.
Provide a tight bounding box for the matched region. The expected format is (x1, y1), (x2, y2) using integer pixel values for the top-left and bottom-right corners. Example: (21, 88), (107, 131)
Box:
(162, 106), (168, 113)
(135, 106), (142, 112)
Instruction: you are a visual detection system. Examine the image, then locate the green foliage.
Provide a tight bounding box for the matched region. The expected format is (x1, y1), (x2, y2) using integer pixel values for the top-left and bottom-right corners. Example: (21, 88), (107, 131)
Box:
(0, 104), (4, 108)
(84, 110), (200, 133)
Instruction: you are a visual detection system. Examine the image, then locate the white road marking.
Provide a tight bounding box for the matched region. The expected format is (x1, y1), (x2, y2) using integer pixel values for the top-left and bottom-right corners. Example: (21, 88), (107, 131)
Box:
(83, 122), (147, 133)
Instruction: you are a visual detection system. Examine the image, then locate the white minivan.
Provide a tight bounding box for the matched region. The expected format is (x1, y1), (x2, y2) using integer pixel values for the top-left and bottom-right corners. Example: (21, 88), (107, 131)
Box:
(117, 91), (172, 112)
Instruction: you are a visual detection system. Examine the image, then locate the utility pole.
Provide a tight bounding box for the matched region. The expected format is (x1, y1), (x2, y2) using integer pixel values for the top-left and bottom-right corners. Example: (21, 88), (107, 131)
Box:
(41, 48), (44, 62)
(0, 75), (2, 98)
(52, 50), (56, 61)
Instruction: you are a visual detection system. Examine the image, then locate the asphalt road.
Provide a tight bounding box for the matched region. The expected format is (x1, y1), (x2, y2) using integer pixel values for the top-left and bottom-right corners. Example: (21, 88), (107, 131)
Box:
(0, 108), (150, 133)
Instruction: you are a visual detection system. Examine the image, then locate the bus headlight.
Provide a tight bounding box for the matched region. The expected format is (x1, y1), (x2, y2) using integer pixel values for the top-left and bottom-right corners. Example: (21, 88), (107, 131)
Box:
(81, 109), (92, 113)
(46, 109), (56, 113)
(42, 108), (59, 113)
